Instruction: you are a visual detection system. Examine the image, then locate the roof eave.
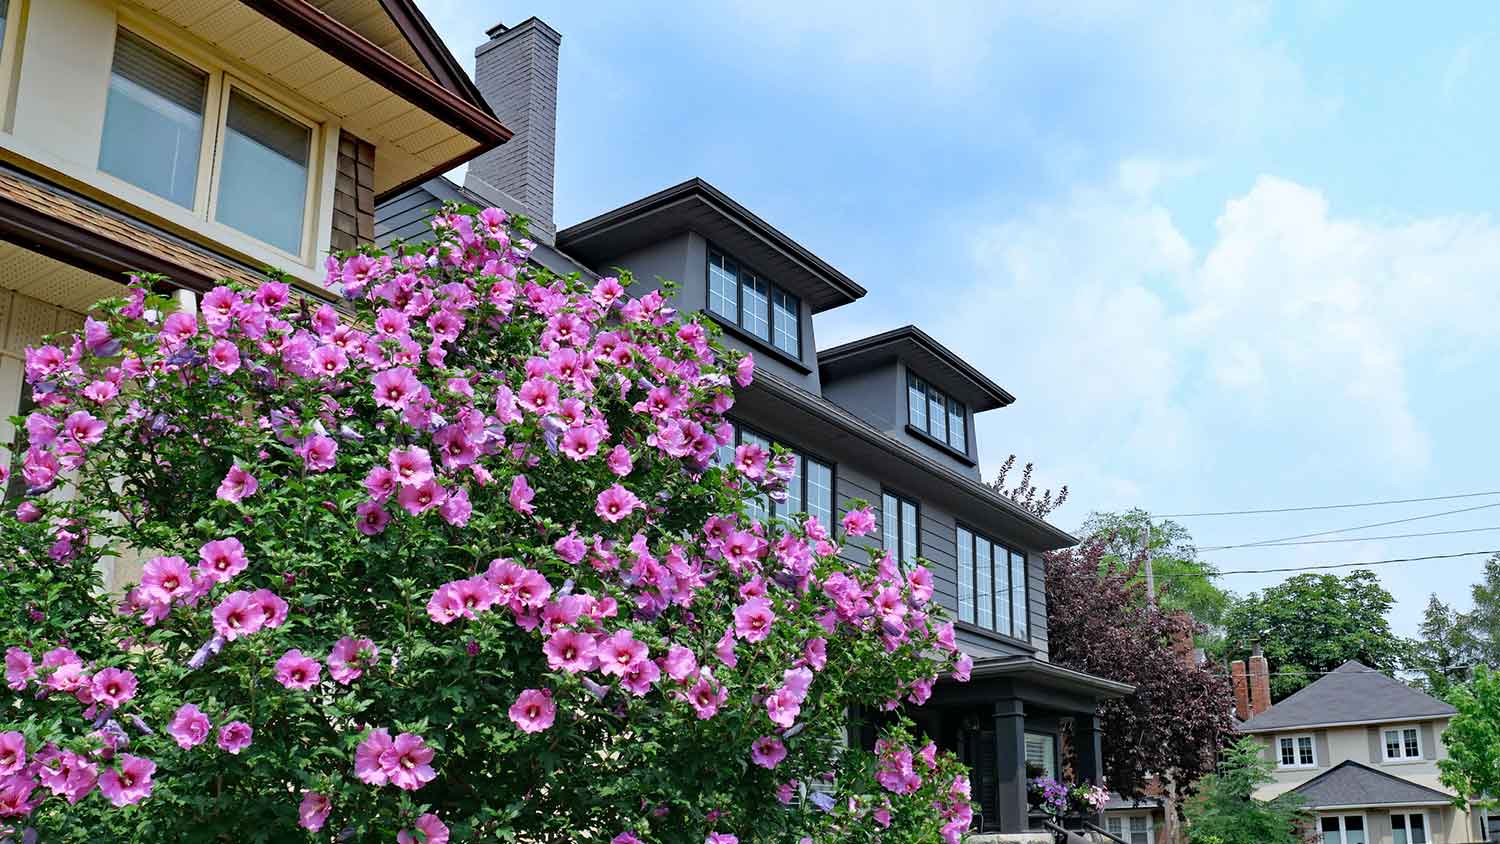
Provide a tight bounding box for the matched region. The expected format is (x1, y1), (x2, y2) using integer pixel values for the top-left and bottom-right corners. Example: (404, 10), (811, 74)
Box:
(241, 0), (511, 151)
(818, 325), (1017, 410)
(375, 0), (496, 116)
(556, 178), (866, 312)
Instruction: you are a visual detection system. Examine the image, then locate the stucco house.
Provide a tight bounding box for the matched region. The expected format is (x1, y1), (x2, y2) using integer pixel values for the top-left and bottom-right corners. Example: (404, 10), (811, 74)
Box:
(1237, 660), (1492, 844)
(377, 16), (1133, 838)
(0, 0), (511, 560)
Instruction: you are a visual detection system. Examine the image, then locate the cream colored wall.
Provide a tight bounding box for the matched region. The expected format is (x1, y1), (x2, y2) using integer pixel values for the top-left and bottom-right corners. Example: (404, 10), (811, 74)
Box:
(1254, 721), (1454, 800)
(0, 0), (341, 289)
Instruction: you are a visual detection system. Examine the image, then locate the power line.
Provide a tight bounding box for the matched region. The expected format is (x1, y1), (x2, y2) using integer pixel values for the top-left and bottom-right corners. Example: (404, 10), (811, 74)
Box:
(1197, 524), (1500, 552)
(1210, 501), (1500, 549)
(1150, 550), (1499, 580)
(1205, 664), (1477, 678)
(1157, 490), (1500, 518)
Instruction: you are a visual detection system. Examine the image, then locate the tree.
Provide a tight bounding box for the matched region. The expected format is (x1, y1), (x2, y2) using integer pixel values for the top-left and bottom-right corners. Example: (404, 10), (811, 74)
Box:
(1438, 665), (1500, 812)
(0, 208), (973, 843)
(1045, 538), (1238, 803)
(1220, 571), (1410, 700)
(1408, 595), (1480, 697)
(1466, 553), (1500, 668)
(987, 455), (1068, 518)
(1078, 510), (1231, 645)
(1182, 738), (1309, 844)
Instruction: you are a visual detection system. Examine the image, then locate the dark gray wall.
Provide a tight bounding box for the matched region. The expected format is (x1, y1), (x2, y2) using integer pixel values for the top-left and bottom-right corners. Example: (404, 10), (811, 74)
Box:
(823, 359), (982, 481)
(729, 401), (1048, 662)
(375, 185), (437, 246)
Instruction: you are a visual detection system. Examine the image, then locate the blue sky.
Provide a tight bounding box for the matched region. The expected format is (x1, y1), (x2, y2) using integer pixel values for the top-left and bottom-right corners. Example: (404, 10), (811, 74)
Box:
(419, 1), (1500, 637)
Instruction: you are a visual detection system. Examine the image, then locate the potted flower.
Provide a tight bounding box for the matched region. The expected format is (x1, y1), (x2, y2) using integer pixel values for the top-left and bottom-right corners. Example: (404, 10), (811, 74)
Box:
(1068, 781), (1109, 816)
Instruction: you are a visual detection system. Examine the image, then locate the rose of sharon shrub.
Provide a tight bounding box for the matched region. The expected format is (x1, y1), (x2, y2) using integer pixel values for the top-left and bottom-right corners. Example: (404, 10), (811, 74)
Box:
(0, 206), (972, 843)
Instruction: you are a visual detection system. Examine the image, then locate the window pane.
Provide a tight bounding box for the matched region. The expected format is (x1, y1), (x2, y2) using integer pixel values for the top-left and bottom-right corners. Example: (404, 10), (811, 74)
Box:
(1130, 817), (1148, 844)
(1345, 816), (1365, 844)
(900, 500), (918, 565)
(741, 273), (769, 340)
(216, 90), (310, 254)
(1024, 733), (1056, 778)
(780, 452), (802, 520)
(1281, 739), (1296, 766)
(1298, 736), (1314, 766)
(1010, 550), (1028, 640)
(948, 399), (966, 452)
(99, 29), (207, 209)
(805, 459), (832, 528)
(1404, 728), (1419, 758)
(993, 542), (1010, 634)
(1107, 818), (1123, 836)
(975, 537), (993, 629)
(708, 252), (738, 322)
(1409, 814), (1426, 844)
(1385, 731), (1402, 758)
(957, 528), (974, 624)
(771, 289), (799, 357)
(713, 423), (736, 468)
(882, 494), (898, 556)
(741, 431), (771, 522)
(908, 376), (926, 430)
(928, 390), (947, 442)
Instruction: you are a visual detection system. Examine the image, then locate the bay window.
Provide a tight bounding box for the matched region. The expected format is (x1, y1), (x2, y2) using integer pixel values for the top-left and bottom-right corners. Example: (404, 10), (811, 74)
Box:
(97, 27), (320, 260)
(956, 525), (1029, 640)
(706, 248), (801, 358)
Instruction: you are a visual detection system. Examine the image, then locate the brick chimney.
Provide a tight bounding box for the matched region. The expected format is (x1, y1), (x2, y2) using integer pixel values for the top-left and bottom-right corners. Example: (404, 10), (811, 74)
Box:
(466, 18), (561, 241)
(1167, 611), (1198, 669)
(1230, 659), (1251, 720)
(1248, 644), (1272, 717)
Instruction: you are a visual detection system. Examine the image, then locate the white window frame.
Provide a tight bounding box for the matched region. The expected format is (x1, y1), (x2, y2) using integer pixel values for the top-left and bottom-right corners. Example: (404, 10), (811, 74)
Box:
(1382, 725), (1423, 762)
(1390, 811), (1429, 844)
(91, 14), (331, 267)
(1318, 813), (1368, 844)
(1106, 814), (1154, 844)
(1277, 733), (1318, 769)
(0, 0), (27, 126)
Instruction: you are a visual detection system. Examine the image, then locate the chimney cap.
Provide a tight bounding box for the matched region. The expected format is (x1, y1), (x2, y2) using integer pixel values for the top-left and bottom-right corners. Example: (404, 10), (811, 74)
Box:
(1251, 643), (1264, 658)
(485, 22), (509, 39)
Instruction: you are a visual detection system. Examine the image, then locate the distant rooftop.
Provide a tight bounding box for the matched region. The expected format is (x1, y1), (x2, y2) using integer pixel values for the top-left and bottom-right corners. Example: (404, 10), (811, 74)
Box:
(1237, 661), (1456, 732)
(1291, 760), (1454, 808)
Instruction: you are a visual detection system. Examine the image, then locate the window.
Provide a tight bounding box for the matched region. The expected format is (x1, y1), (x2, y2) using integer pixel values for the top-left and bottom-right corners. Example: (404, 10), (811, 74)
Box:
(717, 422), (833, 527)
(1105, 816), (1152, 844)
(956, 526), (1029, 640)
(1382, 726), (1422, 761)
(881, 492), (919, 568)
(1320, 815), (1366, 844)
(906, 373), (968, 453)
(0, 0), (10, 58)
(1024, 732), (1056, 779)
(97, 28), (320, 259)
(214, 88), (312, 255)
(705, 248), (800, 358)
(99, 29), (209, 209)
(1277, 734), (1316, 769)
(1391, 813), (1427, 844)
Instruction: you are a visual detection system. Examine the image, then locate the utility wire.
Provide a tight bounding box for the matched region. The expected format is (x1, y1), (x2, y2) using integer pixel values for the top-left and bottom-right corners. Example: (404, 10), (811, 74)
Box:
(1197, 524), (1500, 552)
(1205, 501), (1500, 550)
(1148, 549), (1499, 580)
(1157, 490), (1500, 518)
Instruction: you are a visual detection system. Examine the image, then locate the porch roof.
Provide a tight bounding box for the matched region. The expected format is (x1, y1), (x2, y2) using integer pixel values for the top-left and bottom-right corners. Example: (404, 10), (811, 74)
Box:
(966, 656), (1135, 699)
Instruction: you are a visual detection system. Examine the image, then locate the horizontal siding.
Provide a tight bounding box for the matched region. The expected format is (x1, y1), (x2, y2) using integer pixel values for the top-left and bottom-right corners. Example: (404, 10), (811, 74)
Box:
(836, 463), (882, 566)
(375, 187), (441, 245)
(1028, 553), (1050, 658)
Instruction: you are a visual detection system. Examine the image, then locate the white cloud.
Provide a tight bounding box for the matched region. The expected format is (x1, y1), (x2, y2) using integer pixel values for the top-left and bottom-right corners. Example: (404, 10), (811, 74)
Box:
(934, 162), (1500, 522)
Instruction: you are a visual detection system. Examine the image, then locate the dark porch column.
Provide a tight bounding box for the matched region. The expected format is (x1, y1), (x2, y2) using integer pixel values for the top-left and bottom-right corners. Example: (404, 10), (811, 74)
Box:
(993, 697), (1028, 833)
(1074, 712), (1105, 785)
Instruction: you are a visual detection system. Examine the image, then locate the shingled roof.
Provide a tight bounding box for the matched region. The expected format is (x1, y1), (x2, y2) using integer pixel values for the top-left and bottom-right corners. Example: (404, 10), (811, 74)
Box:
(1291, 761), (1455, 808)
(1238, 661), (1455, 732)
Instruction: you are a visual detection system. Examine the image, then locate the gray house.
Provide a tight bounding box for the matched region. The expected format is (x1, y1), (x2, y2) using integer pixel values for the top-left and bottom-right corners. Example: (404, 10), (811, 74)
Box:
(377, 16), (1131, 836)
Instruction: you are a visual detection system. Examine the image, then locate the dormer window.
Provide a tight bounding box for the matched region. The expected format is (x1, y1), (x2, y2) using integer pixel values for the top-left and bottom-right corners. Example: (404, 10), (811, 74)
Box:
(907, 373), (967, 453)
(707, 248), (801, 358)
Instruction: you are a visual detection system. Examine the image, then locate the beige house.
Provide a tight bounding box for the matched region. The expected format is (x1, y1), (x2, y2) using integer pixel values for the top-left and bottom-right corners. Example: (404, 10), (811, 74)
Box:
(1238, 661), (1492, 844)
(0, 0), (512, 587)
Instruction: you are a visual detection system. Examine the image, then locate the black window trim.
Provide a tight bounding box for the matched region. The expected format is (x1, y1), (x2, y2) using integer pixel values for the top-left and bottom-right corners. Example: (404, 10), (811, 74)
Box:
(904, 369), (971, 460)
(723, 419), (838, 526)
(880, 487), (921, 570)
(955, 519), (1031, 644)
(705, 244), (804, 367)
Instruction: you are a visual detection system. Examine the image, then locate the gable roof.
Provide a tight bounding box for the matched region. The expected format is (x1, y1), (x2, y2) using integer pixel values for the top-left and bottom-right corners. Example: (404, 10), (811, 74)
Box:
(1291, 760), (1454, 808)
(556, 178), (866, 314)
(817, 325), (1016, 412)
(1238, 661), (1456, 732)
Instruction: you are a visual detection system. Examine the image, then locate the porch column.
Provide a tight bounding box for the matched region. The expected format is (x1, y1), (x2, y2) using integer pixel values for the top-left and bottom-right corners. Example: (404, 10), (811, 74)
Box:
(993, 697), (1028, 833)
(1074, 711), (1105, 786)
